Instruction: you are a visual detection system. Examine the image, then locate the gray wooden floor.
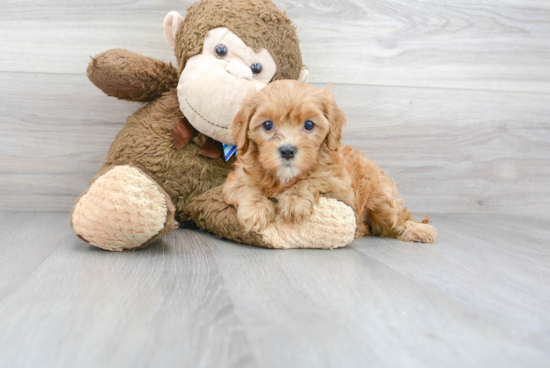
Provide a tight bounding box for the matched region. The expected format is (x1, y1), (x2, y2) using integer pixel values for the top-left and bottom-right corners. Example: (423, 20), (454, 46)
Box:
(0, 212), (549, 368)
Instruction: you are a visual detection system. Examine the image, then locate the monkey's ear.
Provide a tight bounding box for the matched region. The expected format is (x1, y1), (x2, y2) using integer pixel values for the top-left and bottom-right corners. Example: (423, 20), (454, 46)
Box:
(232, 97), (257, 155)
(299, 65), (309, 84)
(163, 11), (185, 50)
(323, 86), (346, 151)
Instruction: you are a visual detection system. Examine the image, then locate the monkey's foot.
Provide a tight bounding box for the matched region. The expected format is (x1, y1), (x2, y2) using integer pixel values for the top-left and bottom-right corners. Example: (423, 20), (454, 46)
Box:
(71, 165), (177, 251)
(259, 197), (356, 249)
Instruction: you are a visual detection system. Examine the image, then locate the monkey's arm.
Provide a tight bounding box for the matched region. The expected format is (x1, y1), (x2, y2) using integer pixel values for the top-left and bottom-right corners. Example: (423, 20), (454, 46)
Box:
(186, 186), (357, 250)
(87, 49), (178, 102)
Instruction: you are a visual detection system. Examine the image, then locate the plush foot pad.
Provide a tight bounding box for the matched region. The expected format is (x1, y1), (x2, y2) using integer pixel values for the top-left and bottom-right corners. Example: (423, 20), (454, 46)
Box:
(71, 165), (173, 251)
(399, 220), (438, 244)
(259, 197), (356, 249)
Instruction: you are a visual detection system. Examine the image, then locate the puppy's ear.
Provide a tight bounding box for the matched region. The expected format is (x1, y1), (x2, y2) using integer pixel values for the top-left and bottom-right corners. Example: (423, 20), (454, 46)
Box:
(322, 86), (346, 150)
(232, 95), (257, 155)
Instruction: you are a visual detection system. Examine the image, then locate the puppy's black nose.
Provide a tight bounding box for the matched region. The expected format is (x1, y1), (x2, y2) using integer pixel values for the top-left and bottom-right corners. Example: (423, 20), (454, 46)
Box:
(279, 145), (297, 160)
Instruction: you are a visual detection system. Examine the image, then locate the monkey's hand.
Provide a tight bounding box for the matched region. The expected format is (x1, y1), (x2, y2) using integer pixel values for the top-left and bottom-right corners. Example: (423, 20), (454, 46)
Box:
(261, 197), (356, 249)
(87, 49), (178, 102)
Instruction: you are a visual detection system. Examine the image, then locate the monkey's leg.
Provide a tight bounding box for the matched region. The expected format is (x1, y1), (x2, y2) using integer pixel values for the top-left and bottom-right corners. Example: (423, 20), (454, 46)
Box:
(87, 49), (178, 102)
(71, 165), (178, 251)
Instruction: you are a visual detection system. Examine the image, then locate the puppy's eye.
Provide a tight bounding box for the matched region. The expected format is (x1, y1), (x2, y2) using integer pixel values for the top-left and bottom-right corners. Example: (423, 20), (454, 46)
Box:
(215, 44), (228, 58)
(251, 63), (262, 75)
(263, 121), (274, 131)
(304, 121), (315, 131)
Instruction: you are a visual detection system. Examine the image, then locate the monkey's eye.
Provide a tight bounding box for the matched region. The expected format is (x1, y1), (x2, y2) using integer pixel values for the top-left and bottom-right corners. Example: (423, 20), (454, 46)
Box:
(251, 63), (263, 75)
(215, 44), (228, 58)
(263, 121), (274, 131)
(304, 121), (315, 131)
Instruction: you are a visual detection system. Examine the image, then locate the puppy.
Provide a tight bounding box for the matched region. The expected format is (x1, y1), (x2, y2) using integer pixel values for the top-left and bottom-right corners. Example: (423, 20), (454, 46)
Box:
(223, 80), (437, 243)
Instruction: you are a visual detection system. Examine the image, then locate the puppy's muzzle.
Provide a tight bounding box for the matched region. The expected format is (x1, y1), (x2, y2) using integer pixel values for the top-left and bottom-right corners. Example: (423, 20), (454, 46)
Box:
(279, 145), (297, 160)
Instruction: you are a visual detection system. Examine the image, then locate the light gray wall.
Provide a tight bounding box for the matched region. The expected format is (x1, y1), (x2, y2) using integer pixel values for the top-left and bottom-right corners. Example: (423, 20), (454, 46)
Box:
(1, 0), (549, 216)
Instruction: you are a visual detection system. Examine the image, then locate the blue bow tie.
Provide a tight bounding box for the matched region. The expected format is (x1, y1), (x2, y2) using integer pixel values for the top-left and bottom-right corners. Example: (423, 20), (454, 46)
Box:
(223, 144), (237, 161)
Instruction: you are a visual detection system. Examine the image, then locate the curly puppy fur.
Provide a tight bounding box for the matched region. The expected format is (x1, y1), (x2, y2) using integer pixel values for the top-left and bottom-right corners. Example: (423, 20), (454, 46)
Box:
(224, 81), (438, 243)
(224, 81), (353, 232)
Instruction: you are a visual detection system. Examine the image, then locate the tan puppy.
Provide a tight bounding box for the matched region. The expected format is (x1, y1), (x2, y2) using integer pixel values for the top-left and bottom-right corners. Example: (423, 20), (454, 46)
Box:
(223, 80), (437, 243)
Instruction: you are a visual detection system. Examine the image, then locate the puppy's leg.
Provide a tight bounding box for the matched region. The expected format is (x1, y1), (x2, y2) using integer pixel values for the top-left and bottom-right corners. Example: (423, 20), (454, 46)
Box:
(367, 175), (437, 244)
(236, 192), (276, 233)
(277, 181), (316, 223)
(278, 176), (354, 224)
(223, 173), (276, 233)
(340, 145), (437, 243)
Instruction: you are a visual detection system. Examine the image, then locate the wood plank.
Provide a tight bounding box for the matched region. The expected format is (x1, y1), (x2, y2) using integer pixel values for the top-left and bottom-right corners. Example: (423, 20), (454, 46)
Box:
(326, 82), (550, 216)
(0, 0), (183, 75)
(0, 212), (74, 301)
(204, 213), (550, 368)
(354, 214), (550, 328)
(1, 0), (549, 92)
(0, 213), (257, 368)
(286, 0), (550, 92)
(0, 72), (135, 175)
(0, 173), (93, 211)
(2, 72), (549, 214)
(0, 71), (136, 211)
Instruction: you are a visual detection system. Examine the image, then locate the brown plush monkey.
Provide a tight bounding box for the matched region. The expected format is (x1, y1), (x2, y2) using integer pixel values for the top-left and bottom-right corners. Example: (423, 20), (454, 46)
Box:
(70, 0), (358, 251)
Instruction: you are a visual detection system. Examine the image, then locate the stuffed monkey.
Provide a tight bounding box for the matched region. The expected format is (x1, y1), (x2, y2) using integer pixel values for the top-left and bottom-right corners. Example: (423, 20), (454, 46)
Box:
(70, 0), (358, 251)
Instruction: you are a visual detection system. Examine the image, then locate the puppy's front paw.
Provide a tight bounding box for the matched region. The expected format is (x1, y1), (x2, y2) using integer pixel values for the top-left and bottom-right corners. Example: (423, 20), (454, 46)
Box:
(278, 192), (315, 223)
(238, 200), (276, 233)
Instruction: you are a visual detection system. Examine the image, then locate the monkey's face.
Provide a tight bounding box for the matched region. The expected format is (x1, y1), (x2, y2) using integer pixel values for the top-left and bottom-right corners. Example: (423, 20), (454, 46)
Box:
(164, 2), (308, 147)
(176, 28), (277, 145)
